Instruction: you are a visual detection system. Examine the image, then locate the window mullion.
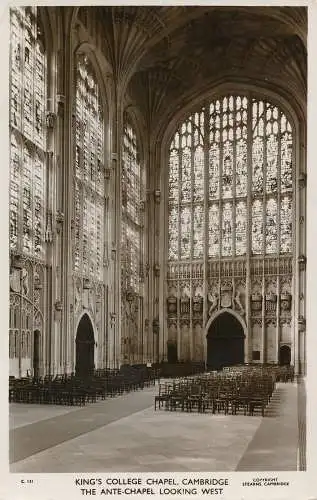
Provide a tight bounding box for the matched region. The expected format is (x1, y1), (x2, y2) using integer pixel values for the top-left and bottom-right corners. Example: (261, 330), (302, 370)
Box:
(18, 140), (23, 253)
(277, 109), (282, 257)
(246, 95), (252, 261)
(178, 129), (181, 262)
(190, 126), (194, 263)
(204, 105), (209, 264)
(233, 96), (237, 258)
(263, 103), (268, 258)
(18, 18), (25, 254)
(219, 100), (223, 262)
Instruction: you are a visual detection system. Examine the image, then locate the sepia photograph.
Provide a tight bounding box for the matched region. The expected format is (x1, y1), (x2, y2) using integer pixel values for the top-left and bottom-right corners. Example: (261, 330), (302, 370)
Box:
(8, 4), (307, 479)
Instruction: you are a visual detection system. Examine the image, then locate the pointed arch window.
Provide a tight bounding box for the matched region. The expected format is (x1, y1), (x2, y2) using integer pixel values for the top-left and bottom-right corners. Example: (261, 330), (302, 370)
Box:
(121, 122), (144, 292)
(168, 95), (293, 261)
(9, 7), (46, 259)
(73, 54), (105, 281)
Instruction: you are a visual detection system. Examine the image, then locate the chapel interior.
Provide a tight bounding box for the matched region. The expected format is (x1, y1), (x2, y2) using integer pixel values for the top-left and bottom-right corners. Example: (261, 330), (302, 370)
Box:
(8, 4), (308, 475)
(9, 5), (307, 380)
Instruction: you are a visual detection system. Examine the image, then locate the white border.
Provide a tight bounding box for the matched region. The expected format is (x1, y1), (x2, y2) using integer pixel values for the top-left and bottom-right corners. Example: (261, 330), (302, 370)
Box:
(1, 2), (316, 500)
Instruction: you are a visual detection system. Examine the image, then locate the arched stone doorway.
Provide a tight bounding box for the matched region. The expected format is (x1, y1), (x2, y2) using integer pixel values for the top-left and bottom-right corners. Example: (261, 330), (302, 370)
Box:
(279, 344), (291, 365)
(75, 314), (95, 377)
(33, 330), (40, 378)
(206, 311), (245, 370)
(167, 340), (178, 364)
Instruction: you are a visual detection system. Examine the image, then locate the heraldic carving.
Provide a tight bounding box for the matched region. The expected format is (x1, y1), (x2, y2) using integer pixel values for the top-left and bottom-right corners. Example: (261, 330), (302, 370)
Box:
(207, 291), (218, 316)
(220, 281), (232, 308)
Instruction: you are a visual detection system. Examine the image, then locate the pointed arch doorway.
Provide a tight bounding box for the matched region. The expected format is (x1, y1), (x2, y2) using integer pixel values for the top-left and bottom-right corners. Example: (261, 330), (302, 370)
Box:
(33, 330), (41, 378)
(75, 314), (95, 377)
(279, 344), (291, 365)
(206, 311), (245, 370)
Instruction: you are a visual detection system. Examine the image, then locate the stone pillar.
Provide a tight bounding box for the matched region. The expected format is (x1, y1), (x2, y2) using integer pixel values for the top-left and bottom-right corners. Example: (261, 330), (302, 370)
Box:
(112, 87), (123, 369)
(294, 122), (306, 375)
(153, 183), (161, 363)
(53, 9), (73, 374)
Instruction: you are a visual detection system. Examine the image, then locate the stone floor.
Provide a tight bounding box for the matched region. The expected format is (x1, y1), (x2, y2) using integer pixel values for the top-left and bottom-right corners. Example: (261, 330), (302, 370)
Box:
(10, 381), (303, 473)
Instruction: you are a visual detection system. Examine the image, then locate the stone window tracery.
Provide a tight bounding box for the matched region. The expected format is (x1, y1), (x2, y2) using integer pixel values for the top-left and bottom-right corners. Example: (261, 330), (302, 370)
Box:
(121, 122), (144, 293)
(10, 7), (46, 259)
(168, 95), (293, 261)
(73, 54), (104, 281)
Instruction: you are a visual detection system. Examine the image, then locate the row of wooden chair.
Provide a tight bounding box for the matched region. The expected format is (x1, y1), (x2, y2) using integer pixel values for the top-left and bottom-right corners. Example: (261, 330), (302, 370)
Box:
(9, 365), (158, 405)
(155, 367), (277, 417)
(152, 361), (206, 379)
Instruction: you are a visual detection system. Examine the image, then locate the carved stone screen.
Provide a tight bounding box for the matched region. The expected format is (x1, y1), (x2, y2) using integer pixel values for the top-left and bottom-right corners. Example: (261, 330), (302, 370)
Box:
(167, 94), (294, 364)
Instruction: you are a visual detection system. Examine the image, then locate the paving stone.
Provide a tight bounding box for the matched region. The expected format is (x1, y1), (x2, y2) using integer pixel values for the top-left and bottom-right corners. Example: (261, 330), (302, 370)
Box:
(10, 382), (301, 473)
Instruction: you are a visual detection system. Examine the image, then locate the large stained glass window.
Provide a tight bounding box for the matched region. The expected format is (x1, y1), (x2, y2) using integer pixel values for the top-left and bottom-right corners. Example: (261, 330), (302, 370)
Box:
(121, 123), (143, 292)
(168, 95), (293, 261)
(10, 7), (46, 259)
(73, 54), (104, 281)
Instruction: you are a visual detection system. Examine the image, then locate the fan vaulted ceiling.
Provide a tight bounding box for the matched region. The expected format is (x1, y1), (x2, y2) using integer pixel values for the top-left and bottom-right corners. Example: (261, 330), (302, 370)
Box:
(76, 6), (307, 135)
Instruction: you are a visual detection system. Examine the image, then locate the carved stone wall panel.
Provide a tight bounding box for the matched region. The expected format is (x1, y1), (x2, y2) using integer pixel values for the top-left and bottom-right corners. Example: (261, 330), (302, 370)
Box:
(234, 260), (246, 276)
(234, 279), (246, 315)
(265, 317), (277, 327)
(265, 277), (277, 293)
(280, 292), (292, 313)
(192, 297), (203, 316)
(180, 298), (190, 315)
(34, 263), (45, 310)
(22, 261), (32, 298)
(167, 296), (178, 315)
(95, 285), (103, 334)
(251, 279), (262, 293)
(10, 293), (20, 309)
(192, 281), (203, 295)
(207, 281), (219, 317)
(34, 289), (41, 308)
(179, 265), (190, 280)
(167, 283), (178, 297)
(279, 257), (292, 275)
(34, 311), (43, 330)
(250, 279), (262, 314)
(9, 258), (47, 376)
(193, 320), (203, 361)
(121, 293), (142, 363)
(179, 320), (190, 361)
(88, 286), (96, 315)
(251, 321), (262, 354)
(265, 278), (277, 314)
(281, 322), (292, 343)
(280, 277), (292, 313)
(220, 260), (233, 278)
(179, 284), (190, 314)
(192, 263), (203, 279)
(82, 288), (89, 310)
(266, 323), (276, 363)
(10, 267), (21, 294)
(208, 279), (218, 293)
(208, 261), (220, 278)
(250, 260), (264, 276)
(74, 278), (82, 312)
(220, 279), (233, 308)
(280, 276), (292, 292)
(168, 320), (177, 343)
(180, 282), (190, 296)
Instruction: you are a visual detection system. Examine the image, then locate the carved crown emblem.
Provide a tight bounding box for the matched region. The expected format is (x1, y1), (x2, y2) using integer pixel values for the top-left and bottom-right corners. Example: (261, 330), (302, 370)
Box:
(265, 292), (277, 302)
